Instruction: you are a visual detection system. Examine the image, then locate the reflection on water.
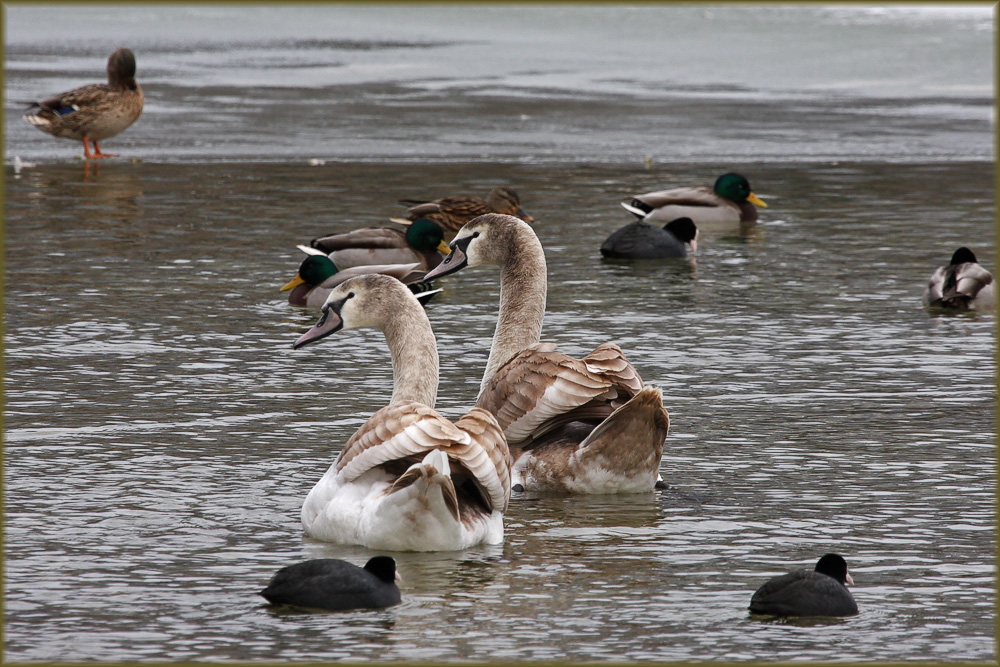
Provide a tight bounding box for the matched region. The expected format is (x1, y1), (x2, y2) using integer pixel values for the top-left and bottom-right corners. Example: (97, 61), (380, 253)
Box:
(3, 160), (994, 662)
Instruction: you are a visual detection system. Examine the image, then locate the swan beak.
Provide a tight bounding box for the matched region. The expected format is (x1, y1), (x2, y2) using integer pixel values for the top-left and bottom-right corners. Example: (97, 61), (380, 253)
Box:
(747, 192), (768, 208)
(845, 572), (854, 586)
(436, 240), (452, 255)
(280, 273), (305, 292)
(292, 307), (343, 349)
(423, 244), (468, 281)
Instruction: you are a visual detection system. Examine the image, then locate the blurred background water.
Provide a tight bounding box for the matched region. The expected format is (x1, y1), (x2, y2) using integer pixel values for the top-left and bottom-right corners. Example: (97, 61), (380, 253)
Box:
(4, 3), (994, 164)
(3, 3), (996, 663)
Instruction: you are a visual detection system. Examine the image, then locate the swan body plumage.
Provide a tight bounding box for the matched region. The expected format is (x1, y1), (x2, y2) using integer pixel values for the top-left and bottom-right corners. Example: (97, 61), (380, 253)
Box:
(424, 213), (670, 494)
(292, 273), (510, 551)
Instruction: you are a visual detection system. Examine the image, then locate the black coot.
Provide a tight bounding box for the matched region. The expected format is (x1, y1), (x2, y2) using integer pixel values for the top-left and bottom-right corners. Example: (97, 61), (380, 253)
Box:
(260, 556), (401, 611)
(600, 217), (697, 259)
(749, 553), (858, 617)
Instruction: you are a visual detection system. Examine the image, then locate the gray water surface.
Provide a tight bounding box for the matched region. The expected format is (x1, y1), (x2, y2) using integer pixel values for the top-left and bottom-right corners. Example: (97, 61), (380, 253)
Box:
(4, 4), (994, 164)
(3, 3), (997, 663)
(4, 159), (995, 662)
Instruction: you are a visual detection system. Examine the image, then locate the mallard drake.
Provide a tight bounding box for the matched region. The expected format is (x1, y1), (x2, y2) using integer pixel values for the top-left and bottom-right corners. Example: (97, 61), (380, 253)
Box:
(600, 217), (698, 259)
(292, 273), (511, 551)
(23, 48), (144, 159)
(622, 173), (767, 227)
(307, 218), (450, 271)
(390, 186), (533, 236)
(424, 214), (670, 494)
(923, 247), (994, 311)
(280, 250), (431, 308)
(260, 556), (401, 611)
(749, 554), (858, 617)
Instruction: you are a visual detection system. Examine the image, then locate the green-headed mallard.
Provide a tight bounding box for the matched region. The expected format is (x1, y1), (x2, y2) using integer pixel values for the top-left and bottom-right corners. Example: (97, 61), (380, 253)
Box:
(292, 274), (511, 551)
(390, 186), (533, 236)
(281, 251), (437, 308)
(24, 48), (144, 159)
(307, 218), (450, 271)
(424, 214), (670, 494)
(600, 217), (698, 259)
(622, 173), (767, 226)
(923, 247), (994, 311)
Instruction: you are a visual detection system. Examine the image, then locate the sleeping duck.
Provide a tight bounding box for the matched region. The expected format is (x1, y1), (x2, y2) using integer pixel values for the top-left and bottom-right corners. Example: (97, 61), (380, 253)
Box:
(390, 186), (533, 237)
(621, 173), (767, 228)
(292, 273), (511, 551)
(600, 217), (698, 259)
(425, 214), (671, 494)
(923, 247), (994, 311)
(307, 218), (450, 271)
(280, 250), (431, 309)
(24, 48), (144, 159)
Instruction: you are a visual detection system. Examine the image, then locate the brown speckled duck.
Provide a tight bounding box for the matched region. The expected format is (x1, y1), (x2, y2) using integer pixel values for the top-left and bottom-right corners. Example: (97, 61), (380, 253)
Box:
(391, 186), (533, 236)
(24, 48), (144, 159)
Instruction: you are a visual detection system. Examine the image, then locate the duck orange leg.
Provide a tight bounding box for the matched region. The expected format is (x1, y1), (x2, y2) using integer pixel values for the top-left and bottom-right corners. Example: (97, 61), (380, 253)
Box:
(82, 137), (117, 159)
(91, 140), (117, 158)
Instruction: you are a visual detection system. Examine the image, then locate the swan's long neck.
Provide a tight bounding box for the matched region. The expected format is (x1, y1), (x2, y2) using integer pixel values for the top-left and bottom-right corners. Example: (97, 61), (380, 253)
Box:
(383, 303), (439, 407)
(481, 228), (547, 392)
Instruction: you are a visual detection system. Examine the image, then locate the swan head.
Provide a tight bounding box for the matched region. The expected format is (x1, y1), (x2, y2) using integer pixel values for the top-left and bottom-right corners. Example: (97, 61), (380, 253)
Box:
(423, 213), (533, 280)
(292, 273), (415, 349)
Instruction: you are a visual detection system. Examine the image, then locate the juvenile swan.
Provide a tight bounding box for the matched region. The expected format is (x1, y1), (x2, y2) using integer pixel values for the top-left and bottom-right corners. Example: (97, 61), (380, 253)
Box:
(424, 214), (670, 494)
(293, 274), (511, 551)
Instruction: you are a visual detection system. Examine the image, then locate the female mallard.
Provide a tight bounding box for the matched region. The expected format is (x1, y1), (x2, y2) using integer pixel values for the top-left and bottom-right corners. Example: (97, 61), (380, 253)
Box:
(424, 214), (670, 494)
(622, 173), (767, 227)
(749, 553), (858, 617)
(923, 247), (994, 311)
(390, 186), (533, 236)
(24, 48), (144, 159)
(280, 250), (430, 309)
(600, 217), (698, 259)
(292, 273), (511, 551)
(306, 218), (450, 271)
